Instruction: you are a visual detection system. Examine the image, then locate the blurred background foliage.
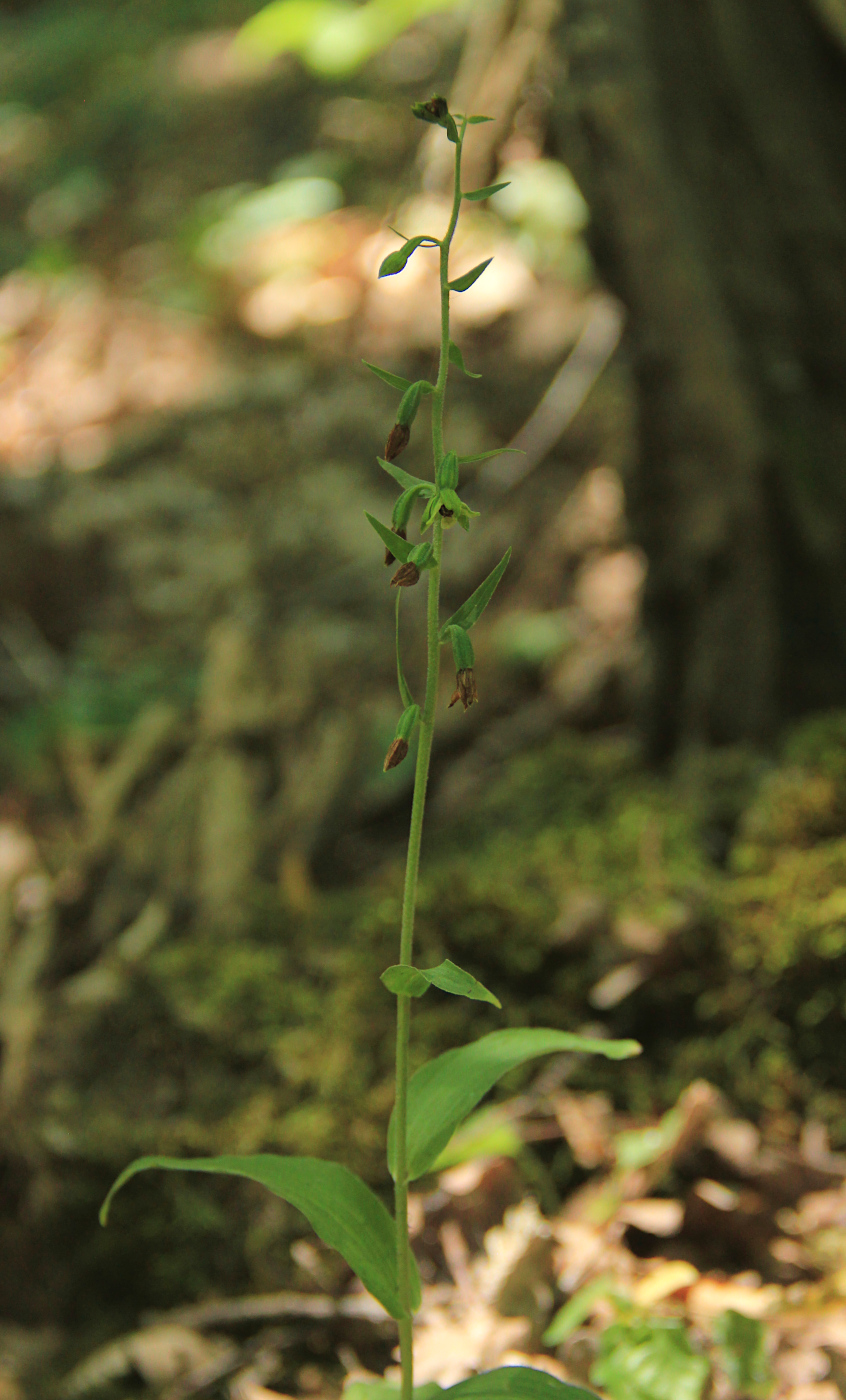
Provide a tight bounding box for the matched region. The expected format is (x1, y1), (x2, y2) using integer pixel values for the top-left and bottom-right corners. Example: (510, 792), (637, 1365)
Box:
(3, 0), (846, 1393)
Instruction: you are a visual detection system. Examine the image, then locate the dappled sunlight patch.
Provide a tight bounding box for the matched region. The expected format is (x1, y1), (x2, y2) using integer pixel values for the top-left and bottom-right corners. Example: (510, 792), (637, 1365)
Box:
(0, 270), (222, 475)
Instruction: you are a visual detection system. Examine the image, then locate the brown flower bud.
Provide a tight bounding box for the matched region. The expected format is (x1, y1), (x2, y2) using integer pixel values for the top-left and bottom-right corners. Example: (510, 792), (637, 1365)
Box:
(391, 561), (420, 587)
(384, 422), (411, 461)
(448, 667), (478, 711)
(385, 525), (407, 566)
(412, 95), (449, 125)
(383, 737), (410, 771)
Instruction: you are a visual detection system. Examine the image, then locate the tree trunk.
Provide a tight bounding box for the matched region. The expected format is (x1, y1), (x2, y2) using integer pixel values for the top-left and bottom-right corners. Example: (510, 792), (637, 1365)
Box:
(551, 0), (846, 756)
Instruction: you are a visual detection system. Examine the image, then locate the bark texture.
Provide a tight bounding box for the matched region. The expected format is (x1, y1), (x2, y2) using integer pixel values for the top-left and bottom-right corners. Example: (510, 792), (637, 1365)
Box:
(552, 0), (846, 755)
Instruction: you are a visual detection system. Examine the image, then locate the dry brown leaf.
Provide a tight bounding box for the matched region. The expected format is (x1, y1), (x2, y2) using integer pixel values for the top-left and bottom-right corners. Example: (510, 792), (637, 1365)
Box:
(617, 1198), (685, 1237)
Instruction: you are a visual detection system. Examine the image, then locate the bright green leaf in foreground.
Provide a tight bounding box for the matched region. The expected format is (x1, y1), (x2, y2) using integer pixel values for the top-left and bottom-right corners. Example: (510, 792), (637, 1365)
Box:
(100, 1155), (419, 1319)
(590, 1319), (709, 1400)
(381, 958), (501, 1006)
(448, 258), (493, 292)
(713, 1310), (773, 1399)
(388, 1027), (641, 1181)
(441, 547), (512, 634)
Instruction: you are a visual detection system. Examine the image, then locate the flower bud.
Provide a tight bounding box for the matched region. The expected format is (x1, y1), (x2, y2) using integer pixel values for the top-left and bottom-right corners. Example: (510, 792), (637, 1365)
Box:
(385, 525), (407, 567)
(385, 422), (411, 461)
(391, 561), (420, 587)
(383, 737), (409, 771)
(449, 668), (478, 711)
(411, 95), (449, 125)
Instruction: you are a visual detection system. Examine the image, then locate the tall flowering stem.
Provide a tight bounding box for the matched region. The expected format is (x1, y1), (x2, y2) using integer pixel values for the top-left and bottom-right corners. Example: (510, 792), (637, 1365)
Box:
(392, 112), (467, 1400)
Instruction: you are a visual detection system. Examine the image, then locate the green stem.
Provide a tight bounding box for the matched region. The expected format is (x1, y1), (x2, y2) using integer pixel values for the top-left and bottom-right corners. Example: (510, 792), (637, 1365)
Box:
(431, 120), (466, 465)
(393, 118), (466, 1400)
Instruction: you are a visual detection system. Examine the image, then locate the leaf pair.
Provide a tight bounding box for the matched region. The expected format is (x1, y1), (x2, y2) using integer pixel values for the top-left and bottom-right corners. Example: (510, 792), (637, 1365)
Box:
(100, 1155), (420, 1320)
(381, 957), (500, 1007)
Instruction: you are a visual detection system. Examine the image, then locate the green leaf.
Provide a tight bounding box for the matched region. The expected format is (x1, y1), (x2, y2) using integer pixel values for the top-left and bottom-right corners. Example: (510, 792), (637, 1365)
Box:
(445, 114), (459, 144)
(377, 457), (435, 495)
(389, 1027), (641, 1181)
(440, 547), (512, 634)
(100, 1154), (420, 1320)
(463, 182), (511, 202)
(448, 341), (482, 378)
(590, 1319), (709, 1400)
(379, 236), (436, 278)
(366, 512), (415, 563)
(543, 1274), (618, 1345)
(422, 958), (501, 1006)
(363, 361), (412, 393)
(713, 1311), (773, 1399)
(445, 1367), (598, 1400)
(448, 258), (493, 292)
(382, 958), (500, 1007)
(458, 448), (523, 464)
(466, 114), (494, 124)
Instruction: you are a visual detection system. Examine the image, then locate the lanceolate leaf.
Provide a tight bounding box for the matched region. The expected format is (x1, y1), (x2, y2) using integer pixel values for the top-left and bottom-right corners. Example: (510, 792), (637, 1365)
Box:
(388, 1028), (641, 1181)
(366, 512), (416, 563)
(448, 258), (492, 293)
(463, 182), (511, 202)
(100, 1154), (420, 1319)
(445, 1366), (599, 1400)
(377, 457), (435, 494)
(466, 114), (494, 124)
(381, 959), (501, 1007)
(379, 235), (437, 278)
(440, 547), (511, 634)
(449, 340), (482, 378)
(363, 361), (412, 393)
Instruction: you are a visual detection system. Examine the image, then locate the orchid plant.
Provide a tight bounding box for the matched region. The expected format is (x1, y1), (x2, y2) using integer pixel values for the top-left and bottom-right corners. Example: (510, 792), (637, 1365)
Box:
(101, 98), (641, 1400)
